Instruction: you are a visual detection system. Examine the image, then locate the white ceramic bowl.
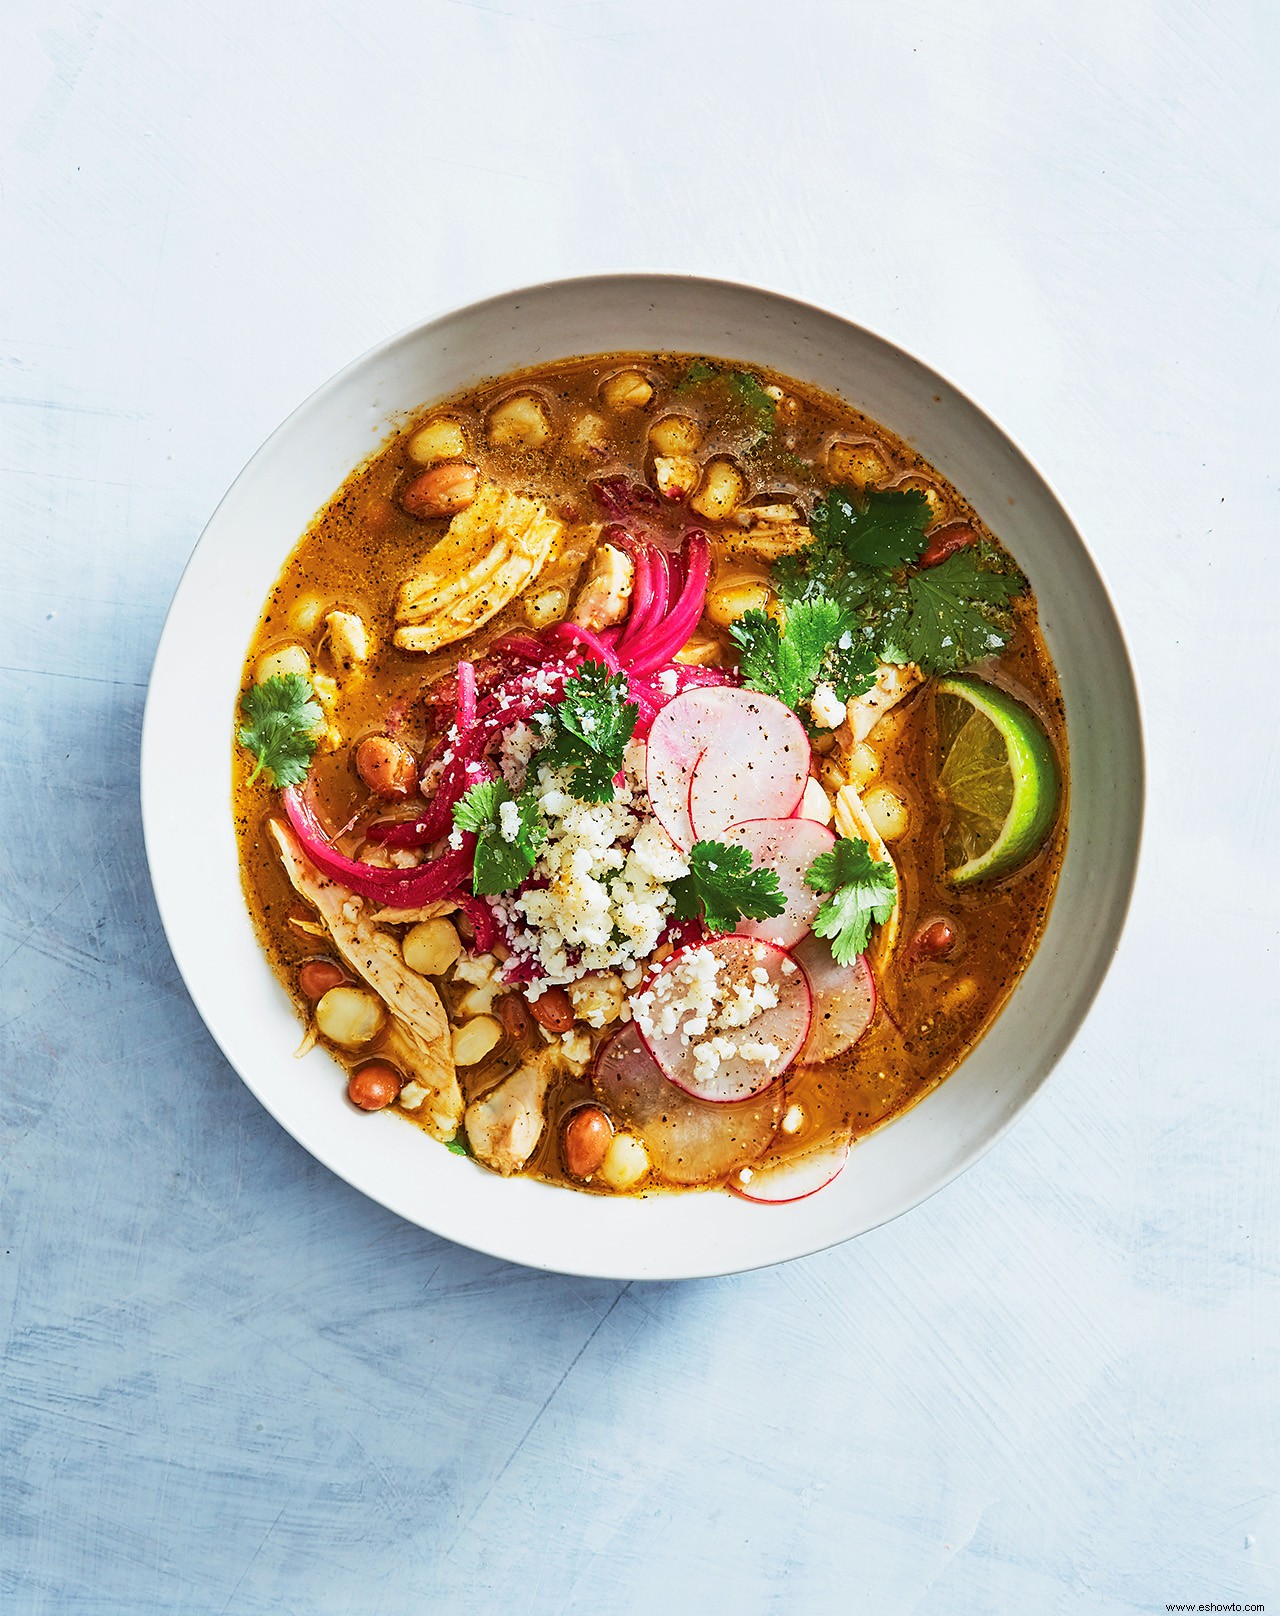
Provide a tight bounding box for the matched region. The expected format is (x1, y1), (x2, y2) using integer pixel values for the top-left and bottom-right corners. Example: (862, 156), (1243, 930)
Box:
(142, 274), (1143, 1280)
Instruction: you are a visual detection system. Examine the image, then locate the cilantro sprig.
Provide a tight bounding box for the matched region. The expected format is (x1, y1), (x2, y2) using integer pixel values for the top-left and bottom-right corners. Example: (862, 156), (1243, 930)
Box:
(774, 489), (1026, 675)
(730, 597), (878, 719)
(804, 835), (898, 964)
(537, 662), (638, 802)
(453, 778), (546, 896)
(899, 545), (1024, 670)
(669, 840), (786, 934)
(238, 674), (323, 788)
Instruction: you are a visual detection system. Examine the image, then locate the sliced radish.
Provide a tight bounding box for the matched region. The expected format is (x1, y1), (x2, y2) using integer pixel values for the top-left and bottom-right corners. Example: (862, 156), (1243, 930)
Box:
(792, 932), (877, 1064)
(632, 934), (812, 1103)
(687, 690), (809, 842)
(723, 816), (835, 948)
(728, 1134), (851, 1203)
(594, 1025), (782, 1185)
(645, 687), (731, 850)
(646, 686), (809, 850)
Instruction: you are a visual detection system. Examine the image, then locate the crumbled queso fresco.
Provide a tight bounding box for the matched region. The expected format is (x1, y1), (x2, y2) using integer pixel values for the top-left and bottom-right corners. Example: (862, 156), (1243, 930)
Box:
(490, 733), (691, 990)
(487, 712), (782, 1084)
(630, 944), (783, 1084)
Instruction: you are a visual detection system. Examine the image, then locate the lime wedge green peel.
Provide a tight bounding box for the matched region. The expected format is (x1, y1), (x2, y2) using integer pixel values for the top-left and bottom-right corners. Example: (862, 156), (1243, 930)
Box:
(935, 676), (1061, 885)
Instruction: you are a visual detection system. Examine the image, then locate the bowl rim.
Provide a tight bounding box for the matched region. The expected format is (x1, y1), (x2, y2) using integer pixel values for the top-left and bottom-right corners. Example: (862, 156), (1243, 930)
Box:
(140, 271), (1145, 1279)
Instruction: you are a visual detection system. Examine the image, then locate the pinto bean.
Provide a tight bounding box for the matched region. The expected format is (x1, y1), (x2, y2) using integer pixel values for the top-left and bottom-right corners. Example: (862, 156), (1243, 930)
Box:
(528, 986), (574, 1033)
(355, 735), (418, 800)
(348, 1063), (402, 1111)
(913, 918), (959, 960)
(919, 523), (977, 568)
(497, 995), (533, 1041)
(299, 959), (345, 1000)
(563, 1106), (613, 1178)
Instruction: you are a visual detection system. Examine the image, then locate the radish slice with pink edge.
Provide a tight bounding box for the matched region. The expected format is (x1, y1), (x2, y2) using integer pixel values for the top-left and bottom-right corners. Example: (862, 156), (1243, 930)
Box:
(791, 932), (877, 1064)
(728, 1134), (852, 1203)
(723, 816), (835, 948)
(631, 934), (812, 1102)
(593, 1025), (782, 1185)
(646, 686), (810, 851)
(687, 689), (810, 842)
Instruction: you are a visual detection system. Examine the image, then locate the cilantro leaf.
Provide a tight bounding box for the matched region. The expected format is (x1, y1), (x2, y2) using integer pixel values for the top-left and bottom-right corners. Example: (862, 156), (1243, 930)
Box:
(774, 489), (1026, 676)
(805, 836), (898, 964)
(900, 548), (1024, 672)
(445, 1132), (473, 1157)
(238, 674), (323, 788)
(730, 598), (878, 717)
(538, 662), (638, 802)
(450, 778), (505, 833)
(453, 779), (546, 896)
(669, 840), (786, 933)
(729, 609), (807, 710)
(810, 486), (932, 571)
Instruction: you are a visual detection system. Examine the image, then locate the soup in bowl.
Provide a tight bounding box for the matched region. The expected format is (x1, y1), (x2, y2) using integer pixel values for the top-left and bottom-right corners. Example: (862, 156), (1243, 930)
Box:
(142, 277), (1141, 1277)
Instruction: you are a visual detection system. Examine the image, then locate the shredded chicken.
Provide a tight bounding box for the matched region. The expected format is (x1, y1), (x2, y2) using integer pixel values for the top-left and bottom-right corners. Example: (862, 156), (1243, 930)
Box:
(846, 662), (924, 745)
(465, 1047), (568, 1176)
(324, 609), (371, 673)
(368, 899), (456, 927)
(394, 484), (563, 654)
(832, 784), (901, 965)
(571, 541), (634, 631)
(269, 821), (464, 1140)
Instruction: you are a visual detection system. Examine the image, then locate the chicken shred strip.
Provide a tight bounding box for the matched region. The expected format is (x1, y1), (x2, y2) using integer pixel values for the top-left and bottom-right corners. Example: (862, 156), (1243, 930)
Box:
(464, 1046), (569, 1175)
(394, 484), (563, 653)
(269, 820), (464, 1140)
(846, 662), (924, 746)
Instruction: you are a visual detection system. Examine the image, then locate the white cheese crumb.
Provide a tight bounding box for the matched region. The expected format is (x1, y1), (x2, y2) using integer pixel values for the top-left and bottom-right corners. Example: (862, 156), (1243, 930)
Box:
(453, 952), (502, 1014)
(399, 1081), (428, 1110)
(809, 681), (846, 731)
(629, 945), (785, 1083)
(560, 1029), (593, 1068)
(498, 798), (522, 843)
(504, 742), (689, 989)
(781, 1104), (805, 1134)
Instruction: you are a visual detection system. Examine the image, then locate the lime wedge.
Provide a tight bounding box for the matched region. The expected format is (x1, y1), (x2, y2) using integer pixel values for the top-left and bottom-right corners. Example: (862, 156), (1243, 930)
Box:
(935, 676), (1060, 884)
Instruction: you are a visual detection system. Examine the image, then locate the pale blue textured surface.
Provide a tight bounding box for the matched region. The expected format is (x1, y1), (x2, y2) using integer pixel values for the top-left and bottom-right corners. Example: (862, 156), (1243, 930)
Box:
(3, 2), (1279, 1612)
